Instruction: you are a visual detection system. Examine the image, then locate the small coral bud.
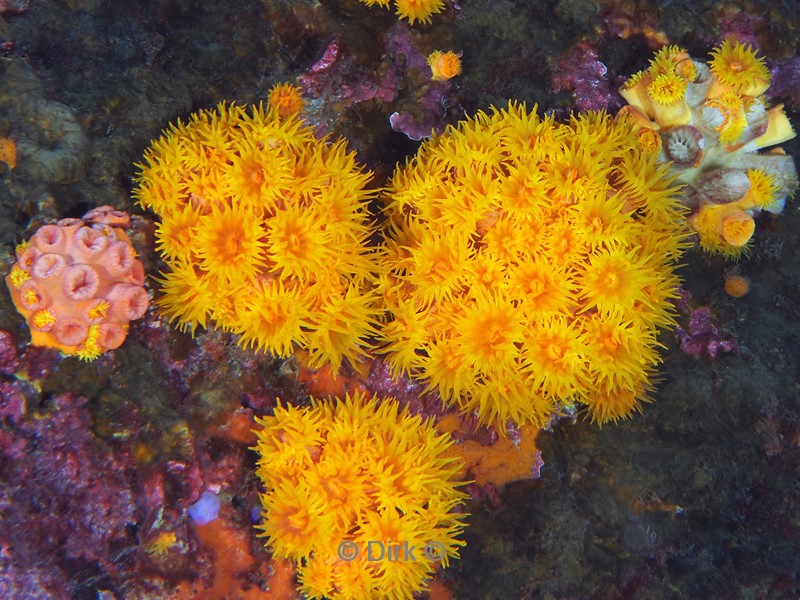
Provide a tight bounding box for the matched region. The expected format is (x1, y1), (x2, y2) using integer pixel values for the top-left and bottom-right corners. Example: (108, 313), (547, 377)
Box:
(31, 309), (56, 331)
(8, 265), (31, 288)
(720, 208), (755, 247)
(18, 281), (47, 311)
(427, 50), (462, 81)
(146, 531), (178, 557)
(723, 273), (750, 297)
(267, 82), (305, 119)
(87, 299), (111, 320)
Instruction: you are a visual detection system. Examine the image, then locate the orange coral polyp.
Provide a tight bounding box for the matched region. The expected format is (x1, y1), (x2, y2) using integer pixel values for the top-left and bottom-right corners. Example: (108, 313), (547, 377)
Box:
(195, 204), (267, 285)
(102, 241), (135, 277)
(31, 309), (56, 331)
(428, 50), (462, 81)
(18, 281), (46, 311)
(709, 37), (770, 96)
(393, 0), (445, 24)
(107, 283), (149, 321)
(648, 72), (687, 105)
(97, 322), (128, 349)
(267, 82), (305, 118)
(723, 273), (750, 297)
(720, 208), (755, 246)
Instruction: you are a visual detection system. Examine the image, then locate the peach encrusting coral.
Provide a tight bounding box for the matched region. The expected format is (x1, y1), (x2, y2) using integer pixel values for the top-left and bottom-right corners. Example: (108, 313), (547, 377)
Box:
(5, 207), (148, 360)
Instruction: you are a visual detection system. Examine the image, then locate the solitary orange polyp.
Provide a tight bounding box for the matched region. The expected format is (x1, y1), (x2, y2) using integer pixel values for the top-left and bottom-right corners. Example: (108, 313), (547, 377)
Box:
(428, 51), (462, 81)
(720, 208), (755, 246)
(723, 274), (750, 298)
(267, 83), (305, 118)
(0, 137), (17, 169)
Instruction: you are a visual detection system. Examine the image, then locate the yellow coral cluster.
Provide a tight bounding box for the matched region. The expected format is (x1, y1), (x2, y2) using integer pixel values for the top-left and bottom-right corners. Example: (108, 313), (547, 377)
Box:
(620, 39), (798, 258)
(378, 102), (688, 426)
(359, 0), (445, 25)
(133, 98), (379, 371)
(253, 392), (467, 600)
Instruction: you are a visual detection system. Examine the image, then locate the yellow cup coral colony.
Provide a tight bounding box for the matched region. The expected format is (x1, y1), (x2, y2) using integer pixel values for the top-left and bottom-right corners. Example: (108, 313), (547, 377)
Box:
(133, 97), (380, 372)
(377, 102), (688, 427)
(619, 39), (798, 258)
(252, 392), (467, 600)
(359, 0), (445, 25)
(5, 207), (149, 360)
